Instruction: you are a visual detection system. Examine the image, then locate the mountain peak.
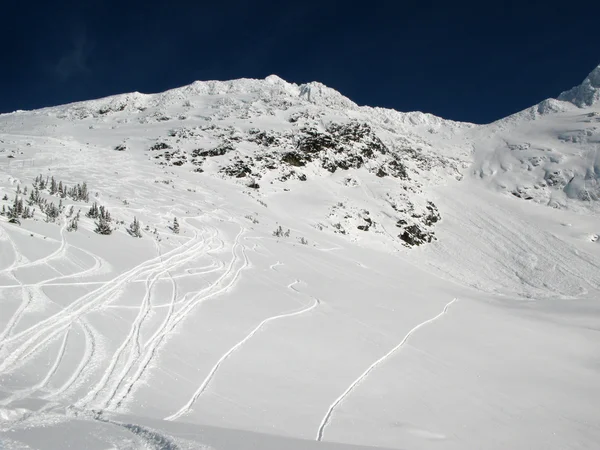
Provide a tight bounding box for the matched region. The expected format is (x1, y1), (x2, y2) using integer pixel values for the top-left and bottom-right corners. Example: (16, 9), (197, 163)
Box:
(557, 63), (600, 107)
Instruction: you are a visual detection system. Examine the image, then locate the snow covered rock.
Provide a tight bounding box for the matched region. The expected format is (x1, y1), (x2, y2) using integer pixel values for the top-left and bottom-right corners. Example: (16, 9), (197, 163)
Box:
(558, 64), (600, 107)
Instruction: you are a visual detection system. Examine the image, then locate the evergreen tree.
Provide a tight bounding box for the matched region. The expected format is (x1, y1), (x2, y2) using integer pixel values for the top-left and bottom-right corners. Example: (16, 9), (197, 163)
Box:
(99, 205), (111, 222)
(8, 195), (24, 218)
(87, 202), (99, 218)
(94, 216), (112, 235)
(7, 196), (20, 224)
(44, 202), (60, 222)
(67, 215), (78, 232)
(81, 182), (89, 202)
(128, 217), (142, 238)
(172, 217), (180, 234)
(2, 194), (8, 201)
(27, 187), (41, 206)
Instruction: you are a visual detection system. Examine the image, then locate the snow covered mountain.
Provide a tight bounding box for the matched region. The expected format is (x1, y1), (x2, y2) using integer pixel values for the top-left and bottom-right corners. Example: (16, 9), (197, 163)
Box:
(1, 64), (599, 450)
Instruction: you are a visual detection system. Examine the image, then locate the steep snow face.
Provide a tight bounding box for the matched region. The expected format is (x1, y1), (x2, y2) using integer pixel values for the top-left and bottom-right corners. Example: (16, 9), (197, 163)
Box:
(1, 72), (600, 450)
(558, 64), (600, 107)
(468, 102), (600, 209)
(465, 63), (600, 211)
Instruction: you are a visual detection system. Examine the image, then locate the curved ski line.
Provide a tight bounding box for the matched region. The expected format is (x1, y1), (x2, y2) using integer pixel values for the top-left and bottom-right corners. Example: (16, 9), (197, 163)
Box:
(1, 221), (202, 347)
(0, 263), (221, 290)
(44, 320), (96, 401)
(0, 328), (70, 406)
(110, 227), (247, 411)
(165, 279), (319, 422)
(315, 298), (458, 441)
(108, 255), (181, 410)
(78, 229), (214, 408)
(97, 233), (215, 410)
(0, 218), (68, 275)
(0, 225), (28, 272)
(0, 245), (104, 351)
(0, 225), (208, 373)
(0, 288), (32, 349)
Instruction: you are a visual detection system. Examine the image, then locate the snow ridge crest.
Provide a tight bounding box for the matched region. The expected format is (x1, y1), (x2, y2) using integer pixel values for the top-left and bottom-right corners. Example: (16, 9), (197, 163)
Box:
(558, 64), (600, 107)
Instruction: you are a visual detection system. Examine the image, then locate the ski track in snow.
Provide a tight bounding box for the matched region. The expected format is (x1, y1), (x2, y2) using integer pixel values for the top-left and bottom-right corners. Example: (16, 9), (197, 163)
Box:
(0, 220), (206, 375)
(0, 217), (68, 276)
(96, 230), (221, 409)
(0, 328), (71, 406)
(0, 288), (33, 351)
(77, 224), (217, 409)
(108, 226), (248, 411)
(42, 319), (97, 402)
(315, 298), (458, 441)
(165, 280), (320, 422)
(0, 232), (105, 355)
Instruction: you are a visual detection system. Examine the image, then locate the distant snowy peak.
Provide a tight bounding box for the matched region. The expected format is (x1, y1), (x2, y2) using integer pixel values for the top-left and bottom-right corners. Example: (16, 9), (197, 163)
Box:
(558, 64), (600, 107)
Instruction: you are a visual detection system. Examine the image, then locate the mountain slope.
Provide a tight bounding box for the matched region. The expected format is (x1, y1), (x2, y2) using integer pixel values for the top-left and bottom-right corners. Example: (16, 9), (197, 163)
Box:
(1, 66), (599, 450)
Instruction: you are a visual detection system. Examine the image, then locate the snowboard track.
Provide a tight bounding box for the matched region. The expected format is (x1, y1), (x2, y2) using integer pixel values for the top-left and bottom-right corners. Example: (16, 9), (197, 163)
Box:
(315, 298), (458, 441)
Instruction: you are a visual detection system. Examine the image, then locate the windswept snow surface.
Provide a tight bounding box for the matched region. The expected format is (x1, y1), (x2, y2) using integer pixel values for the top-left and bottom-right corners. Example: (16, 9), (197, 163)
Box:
(1, 67), (600, 450)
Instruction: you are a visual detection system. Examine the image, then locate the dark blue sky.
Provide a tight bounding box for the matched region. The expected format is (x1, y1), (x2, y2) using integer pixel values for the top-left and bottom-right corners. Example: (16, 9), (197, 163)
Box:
(3, 0), (599, 123)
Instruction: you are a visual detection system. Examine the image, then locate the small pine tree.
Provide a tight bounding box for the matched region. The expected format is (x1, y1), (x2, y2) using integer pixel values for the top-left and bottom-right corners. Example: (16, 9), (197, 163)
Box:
(8, 196), (21, 219)
(128, 217), (142, 238)
(273, 225), (290, 238)
(27, 187), (40, 206)
(82, 182), (89, 202)
(94, 216), (112, 235)
(16, 185), (21, 194)
(172, 217), (180, 234)
(44, 202), (60, 222)
(2, 194), (8, 201)
(87, 202), (99, 218)
(7, 197), (20, 224)
(99, 205), (111, 222)
(23, 186), (28, 195)
(67, 216), (78, 232)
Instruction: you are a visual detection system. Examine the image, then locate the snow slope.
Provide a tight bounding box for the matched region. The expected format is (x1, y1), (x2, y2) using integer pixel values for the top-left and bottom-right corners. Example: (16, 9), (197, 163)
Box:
(1, 65), (599, 450)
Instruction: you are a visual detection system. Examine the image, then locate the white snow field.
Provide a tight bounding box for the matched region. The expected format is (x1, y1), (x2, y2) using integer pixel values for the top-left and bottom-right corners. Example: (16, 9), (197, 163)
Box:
(1, 65), (599, 449)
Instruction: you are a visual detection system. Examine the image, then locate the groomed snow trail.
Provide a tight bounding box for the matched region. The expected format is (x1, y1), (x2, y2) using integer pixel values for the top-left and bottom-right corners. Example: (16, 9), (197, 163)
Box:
(165, 281), (320, 422)
(315, 298), (458, 441)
